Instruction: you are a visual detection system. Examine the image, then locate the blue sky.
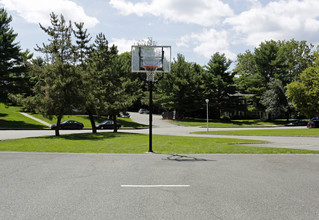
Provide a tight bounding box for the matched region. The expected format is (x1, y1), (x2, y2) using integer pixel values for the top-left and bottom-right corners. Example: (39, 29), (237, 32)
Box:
(1, 0), (319, 66)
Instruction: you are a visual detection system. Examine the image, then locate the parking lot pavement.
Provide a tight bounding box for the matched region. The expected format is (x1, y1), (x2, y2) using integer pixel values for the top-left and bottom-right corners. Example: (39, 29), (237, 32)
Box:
(0, 152), (318, 220)
(129, 112), (178, 128)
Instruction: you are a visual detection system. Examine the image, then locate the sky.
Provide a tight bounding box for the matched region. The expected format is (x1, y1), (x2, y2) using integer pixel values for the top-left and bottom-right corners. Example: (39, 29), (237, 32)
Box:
(1, 0), (319, 66)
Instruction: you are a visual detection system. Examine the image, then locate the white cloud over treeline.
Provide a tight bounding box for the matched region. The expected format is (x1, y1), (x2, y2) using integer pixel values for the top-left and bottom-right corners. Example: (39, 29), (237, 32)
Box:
(0, 0), (99, 28)
(110, 0), (319, 60)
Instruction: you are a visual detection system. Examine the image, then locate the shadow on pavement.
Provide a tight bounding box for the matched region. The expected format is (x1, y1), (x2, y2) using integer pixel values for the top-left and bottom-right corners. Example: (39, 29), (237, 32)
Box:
(162, 154), (216, 162)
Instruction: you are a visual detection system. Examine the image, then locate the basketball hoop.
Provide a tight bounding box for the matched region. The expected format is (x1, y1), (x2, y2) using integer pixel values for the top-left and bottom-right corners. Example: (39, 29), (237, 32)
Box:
(131, 45), (171, 153)
(144, 65), (158, 82)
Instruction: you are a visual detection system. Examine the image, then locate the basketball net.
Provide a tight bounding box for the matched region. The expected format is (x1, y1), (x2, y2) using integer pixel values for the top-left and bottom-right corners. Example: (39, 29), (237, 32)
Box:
(144, 65), (158, 82)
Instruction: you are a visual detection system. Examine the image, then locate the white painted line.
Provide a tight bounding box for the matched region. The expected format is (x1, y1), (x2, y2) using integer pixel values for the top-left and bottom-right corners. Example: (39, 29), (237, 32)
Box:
(121, 185), (190, 188)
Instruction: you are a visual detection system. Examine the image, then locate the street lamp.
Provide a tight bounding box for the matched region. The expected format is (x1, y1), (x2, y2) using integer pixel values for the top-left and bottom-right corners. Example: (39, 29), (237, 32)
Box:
(205, 99), (209, 132)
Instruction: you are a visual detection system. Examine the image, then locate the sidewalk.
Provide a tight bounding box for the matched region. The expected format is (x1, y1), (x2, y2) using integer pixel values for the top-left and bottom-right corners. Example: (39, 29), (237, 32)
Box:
(20, 112), (51, 127)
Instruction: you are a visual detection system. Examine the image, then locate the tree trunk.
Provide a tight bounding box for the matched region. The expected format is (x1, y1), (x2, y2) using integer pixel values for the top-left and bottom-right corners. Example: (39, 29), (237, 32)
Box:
(286, 112), (290, 122)
(87, 109), (97, 133)
(113, 114), (118, 133)
(55, 115), (62, 136)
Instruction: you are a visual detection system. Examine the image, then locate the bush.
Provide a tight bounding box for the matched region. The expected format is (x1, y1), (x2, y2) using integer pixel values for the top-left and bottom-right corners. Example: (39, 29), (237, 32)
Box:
(220, 115), (231, 122)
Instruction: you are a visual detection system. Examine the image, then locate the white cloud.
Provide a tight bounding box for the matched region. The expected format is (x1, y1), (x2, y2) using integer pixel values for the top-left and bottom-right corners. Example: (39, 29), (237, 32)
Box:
(178, 29), (236, 60)
(0, 0), (99, 28)
(111, 38), (136, 53)
(109, 0), (234, 26)
(225, 0), (319, 46)
(246, 0), (262, 8)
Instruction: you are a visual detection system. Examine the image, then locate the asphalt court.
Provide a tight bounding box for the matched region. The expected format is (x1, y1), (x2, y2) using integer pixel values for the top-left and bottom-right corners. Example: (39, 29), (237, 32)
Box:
(1, 152), (318, 219)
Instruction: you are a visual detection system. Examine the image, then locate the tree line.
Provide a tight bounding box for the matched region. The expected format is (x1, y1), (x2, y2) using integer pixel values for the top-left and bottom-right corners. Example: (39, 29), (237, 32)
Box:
(2, 8), (319, 135)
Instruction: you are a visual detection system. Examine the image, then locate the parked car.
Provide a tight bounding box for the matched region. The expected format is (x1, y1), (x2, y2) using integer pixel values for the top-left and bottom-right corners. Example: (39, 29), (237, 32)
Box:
(307, 117), (319, 128)
(51, 120), (84, 130)
(96, 120), (121, 130)
(138, 108), (149, 114)
(285, 120), (308, 126)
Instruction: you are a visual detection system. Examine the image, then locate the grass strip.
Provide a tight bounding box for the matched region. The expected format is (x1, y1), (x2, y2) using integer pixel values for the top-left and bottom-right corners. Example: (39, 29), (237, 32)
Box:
(0, 132), (318, 154)
(194, 128), (319, 137)
(170, 119), (302, 127)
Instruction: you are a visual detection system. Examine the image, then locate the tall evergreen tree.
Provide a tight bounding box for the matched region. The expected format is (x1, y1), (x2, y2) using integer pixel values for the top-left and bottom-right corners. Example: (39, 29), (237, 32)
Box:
(73, 22), (97, 132)
(204, 52), (235, 119)
(84, 33), (113, 131)
(157, 54), (205, 119)
(73, 22), (91, 66)
(254, 40), (284, 83)
(88, 35), (141, 132)
(31, 13), (81, 136)
(107, 50), (141, 132)
(0, 8), (32, 103)
(260, 78), (291, 121)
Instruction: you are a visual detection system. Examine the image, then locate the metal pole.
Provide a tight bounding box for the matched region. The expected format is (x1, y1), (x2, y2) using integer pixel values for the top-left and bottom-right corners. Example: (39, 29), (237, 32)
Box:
(149, 81), (153, 152)
(205, 99), (209, 132)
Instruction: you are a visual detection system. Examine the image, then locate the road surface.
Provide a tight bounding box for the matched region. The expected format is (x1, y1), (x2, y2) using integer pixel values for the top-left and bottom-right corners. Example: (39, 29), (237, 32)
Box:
(0, 152), (318, 220)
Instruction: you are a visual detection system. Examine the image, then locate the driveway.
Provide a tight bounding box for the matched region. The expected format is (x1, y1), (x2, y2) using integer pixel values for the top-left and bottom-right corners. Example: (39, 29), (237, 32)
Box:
(128, 112), (319, 151)
(129, 112), (178, 128)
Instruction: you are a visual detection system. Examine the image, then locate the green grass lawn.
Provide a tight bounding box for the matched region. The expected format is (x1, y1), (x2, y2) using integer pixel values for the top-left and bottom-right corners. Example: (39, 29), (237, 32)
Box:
(30, 113), (147, 129)
(194, 128), (319, 136)
(170, 118), (298, 127)
(0, 132), (318, 154)
(0, 102), (147, 129)
(0, 103), (47, 129)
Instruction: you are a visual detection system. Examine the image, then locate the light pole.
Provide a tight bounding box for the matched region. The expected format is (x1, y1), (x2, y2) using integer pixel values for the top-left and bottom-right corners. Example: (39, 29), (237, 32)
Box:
(205, 99), (209, 132)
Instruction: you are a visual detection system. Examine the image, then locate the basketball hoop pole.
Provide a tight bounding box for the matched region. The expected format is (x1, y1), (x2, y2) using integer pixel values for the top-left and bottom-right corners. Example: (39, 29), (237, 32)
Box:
(144, 65), (158, 153)
(131, 45), (171, 153)
(149, 80), (153, 153)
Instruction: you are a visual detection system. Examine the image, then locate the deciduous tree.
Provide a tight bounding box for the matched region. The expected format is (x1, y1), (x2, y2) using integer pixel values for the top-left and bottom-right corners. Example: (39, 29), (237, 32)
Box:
(287, 52), (319, 118)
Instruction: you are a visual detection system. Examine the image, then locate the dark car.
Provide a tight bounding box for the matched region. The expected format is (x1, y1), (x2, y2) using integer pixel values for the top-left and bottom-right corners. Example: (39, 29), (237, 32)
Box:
(96, 120), (121, 130)
(307, 117), (319, 128)
(51, 120), (84, 130)
(285, 120), (308, 126)
(138, 108), (149, 114)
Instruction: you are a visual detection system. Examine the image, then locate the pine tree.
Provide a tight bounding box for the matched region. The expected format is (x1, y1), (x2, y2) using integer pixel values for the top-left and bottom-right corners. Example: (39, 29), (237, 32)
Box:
(31, 13), (82, 136)
(73, 22), (98, 133)
(0, 8), (32, 103)
(204, 52), (235, 119)
(73, 22), (91, 66)
(157, 54), (205, 119)
(86, 34), (140, 132)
